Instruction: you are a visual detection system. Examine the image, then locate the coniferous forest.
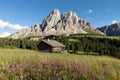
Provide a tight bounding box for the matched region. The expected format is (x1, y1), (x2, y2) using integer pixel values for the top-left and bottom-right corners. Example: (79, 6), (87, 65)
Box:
(0, 38), (38, 50)
(55, 35), (120, 58)
(0, 35), (120, 58)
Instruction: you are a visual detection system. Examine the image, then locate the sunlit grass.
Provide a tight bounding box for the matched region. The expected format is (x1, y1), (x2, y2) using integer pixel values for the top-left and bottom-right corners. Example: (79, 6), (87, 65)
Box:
(0, 48), (120, 66)
(0, 48), (120, 80)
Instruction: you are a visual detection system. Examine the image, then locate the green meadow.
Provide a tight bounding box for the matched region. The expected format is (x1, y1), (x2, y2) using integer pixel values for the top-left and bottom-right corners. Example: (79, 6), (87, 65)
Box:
(0, 48), (120, 80)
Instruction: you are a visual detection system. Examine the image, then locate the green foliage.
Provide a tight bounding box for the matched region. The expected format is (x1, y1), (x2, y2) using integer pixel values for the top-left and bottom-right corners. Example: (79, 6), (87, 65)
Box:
(54, 35), (120, 58)
(0, 38), (38, 50)
(0, 35), (120, 58)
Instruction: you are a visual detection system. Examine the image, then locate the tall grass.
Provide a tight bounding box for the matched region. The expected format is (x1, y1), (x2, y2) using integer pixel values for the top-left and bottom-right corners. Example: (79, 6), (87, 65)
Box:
(0, 48), (120, 80)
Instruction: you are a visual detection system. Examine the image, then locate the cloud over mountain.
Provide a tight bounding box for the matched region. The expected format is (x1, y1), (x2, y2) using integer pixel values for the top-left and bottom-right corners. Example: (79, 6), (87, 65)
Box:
(0, 19), (28, 30)
(112, 20), (118, 24)
(0, 32), (11, 37)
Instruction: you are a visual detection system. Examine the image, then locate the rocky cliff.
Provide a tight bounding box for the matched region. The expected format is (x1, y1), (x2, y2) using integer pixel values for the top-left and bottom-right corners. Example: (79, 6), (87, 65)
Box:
(8, 9), (104, 39)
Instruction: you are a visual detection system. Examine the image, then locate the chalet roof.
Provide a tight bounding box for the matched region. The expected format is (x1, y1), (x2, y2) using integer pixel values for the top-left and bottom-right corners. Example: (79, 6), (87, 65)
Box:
(42, 39), (65, 47)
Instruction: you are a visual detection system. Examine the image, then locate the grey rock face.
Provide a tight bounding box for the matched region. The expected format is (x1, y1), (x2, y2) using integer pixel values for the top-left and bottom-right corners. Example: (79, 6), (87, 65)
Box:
(98, 23), (120, 36)
(60, 12), (82, 33)
(31, 23), (43, 36)
(41, 9), (61, 32)
(61, 12), (79, 26)
(8, 9), (104, 39)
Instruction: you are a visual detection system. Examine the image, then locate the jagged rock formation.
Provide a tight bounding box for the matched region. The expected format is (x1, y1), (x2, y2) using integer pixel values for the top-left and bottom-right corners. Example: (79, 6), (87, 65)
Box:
(8, 9), (104, 39)
(41, 9), (61, 32)
(98, 23), (120, 36)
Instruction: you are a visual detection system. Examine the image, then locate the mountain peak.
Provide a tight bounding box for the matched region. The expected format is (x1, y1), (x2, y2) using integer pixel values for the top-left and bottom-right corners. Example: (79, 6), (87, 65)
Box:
(52, 9), (60, 14)
(62, 11), (78, 18)
(40, 9), (61, 33)
(8, 9), (104, 39)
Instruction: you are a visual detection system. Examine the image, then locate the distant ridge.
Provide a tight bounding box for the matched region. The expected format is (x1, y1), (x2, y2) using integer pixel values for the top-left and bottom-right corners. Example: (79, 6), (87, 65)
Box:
(98, 23), (120, 36)
(8, 9), (104, 39)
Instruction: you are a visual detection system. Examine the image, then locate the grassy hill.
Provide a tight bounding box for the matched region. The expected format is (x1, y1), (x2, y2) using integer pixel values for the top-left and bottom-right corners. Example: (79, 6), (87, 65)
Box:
(0, 48), (120, 80)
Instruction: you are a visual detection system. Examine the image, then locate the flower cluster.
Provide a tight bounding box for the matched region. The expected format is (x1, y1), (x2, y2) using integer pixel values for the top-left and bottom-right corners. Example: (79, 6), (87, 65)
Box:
(0, 60), (119, 80)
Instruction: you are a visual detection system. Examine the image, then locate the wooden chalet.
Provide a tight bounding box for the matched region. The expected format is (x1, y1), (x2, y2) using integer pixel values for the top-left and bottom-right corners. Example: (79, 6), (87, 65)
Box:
(38, 39), (65, 53)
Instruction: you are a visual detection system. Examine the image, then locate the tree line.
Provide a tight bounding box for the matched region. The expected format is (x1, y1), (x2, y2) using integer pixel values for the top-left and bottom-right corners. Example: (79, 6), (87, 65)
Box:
(54, 35), (120, 58)
(0, 38), (38, 50)
(0, 35), (120, 58)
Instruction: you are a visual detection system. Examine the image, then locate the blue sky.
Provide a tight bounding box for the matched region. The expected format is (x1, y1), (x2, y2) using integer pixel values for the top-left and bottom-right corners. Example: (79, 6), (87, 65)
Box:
(0, 0), (120, 37)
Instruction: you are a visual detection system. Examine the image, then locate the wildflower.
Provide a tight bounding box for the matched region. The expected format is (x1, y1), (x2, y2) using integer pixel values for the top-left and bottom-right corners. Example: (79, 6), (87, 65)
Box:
(29, 78), (32, 80)
(20, 75), (24, 79)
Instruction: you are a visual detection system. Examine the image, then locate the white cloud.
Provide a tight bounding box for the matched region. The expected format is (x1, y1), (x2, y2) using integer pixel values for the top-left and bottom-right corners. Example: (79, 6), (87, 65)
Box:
(0, 32), (11, 37)
(0, 19), (28, 30)
(111, 20), (118, 24)
(87, 9), (93, 14)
